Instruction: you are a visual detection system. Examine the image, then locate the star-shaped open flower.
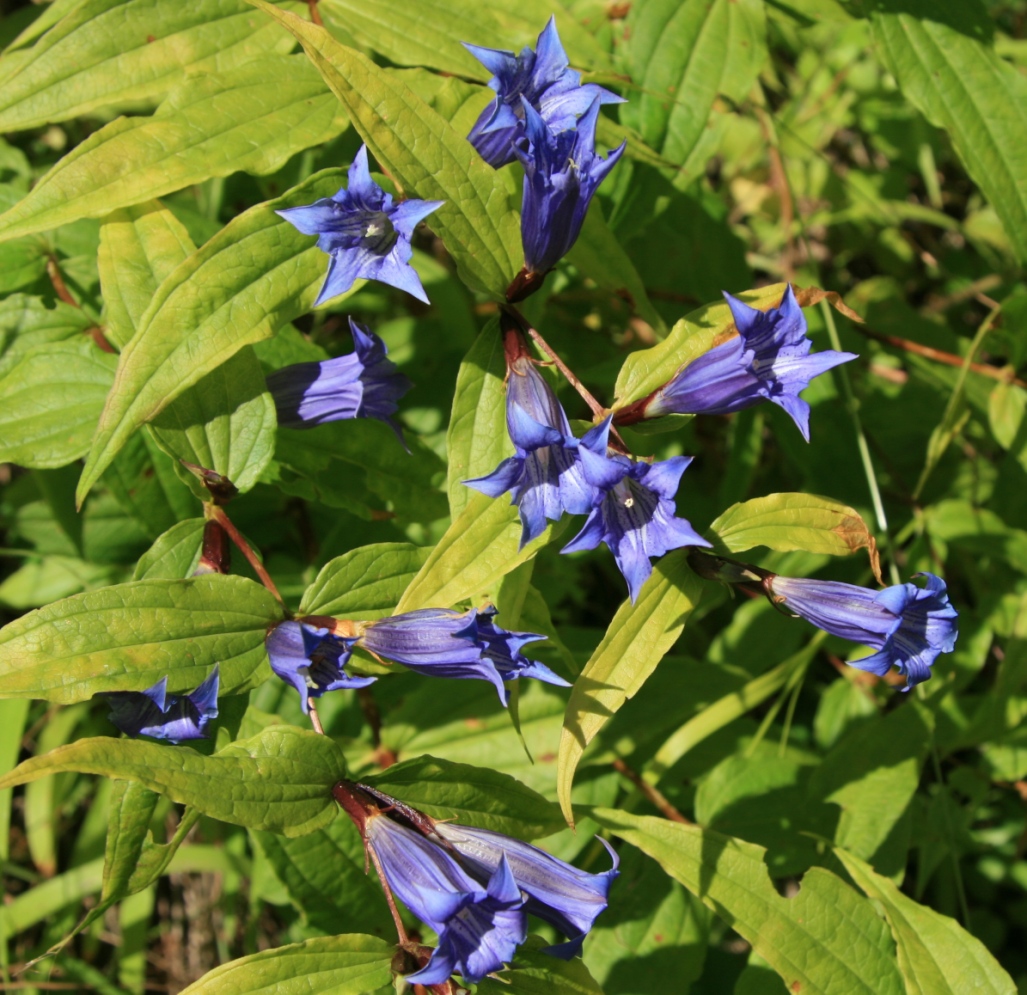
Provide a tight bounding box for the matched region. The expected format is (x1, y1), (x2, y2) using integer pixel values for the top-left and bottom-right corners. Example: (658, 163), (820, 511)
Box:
(641, 285), (857, 440)
(356, 605), (567, 704)
(266, 318), (411, 436)
(516, 97), (625, 279)
(464, 16), (623, 168)
(266, 620), (375, 712)
(562, 419), (711, 603)
(464, 354), (593, 546)
(100, 667), (219, 743)
(276, 145), (443, 305)
(768, 572), (958, 688)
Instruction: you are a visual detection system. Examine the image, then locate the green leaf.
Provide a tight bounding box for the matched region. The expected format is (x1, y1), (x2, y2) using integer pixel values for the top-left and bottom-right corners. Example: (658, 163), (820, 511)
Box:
(0, 726), (346, 837)
(708, 493), (879, 569)
(0, 574), (284, 702)
(808, 703), (932, 868)
(101, 780), (161, 903)
(614, 283), (788, 406)
(0, 340), (117, 468)
(592, 809), (905, 995)
(566, 202), (667, 336)
(250, 2), (522, 297)
(97, 201), (195, 351)
(0, 294), (97, 379)
(133, 520), (206, 580)
(299, 542), (432, 618)
(0, 698), (29, 861)
(0, 54), (347, 244)
(395, 492), (561, 612)
(76, 169), (351, 506)
(620, 0), (767, 187)
(869, 5), (1027, 263)
(0, 0), (301, 133)
(478, 935), (604, 995)
(150, 346), (277, 495)
(362, 755), (564, 839)
(178, 935), (394, 995)
(445, 317), (509, 519)
(557, 551), (704, 825)
(251, 818), (393, 936)
(834, 846), (1016, 995)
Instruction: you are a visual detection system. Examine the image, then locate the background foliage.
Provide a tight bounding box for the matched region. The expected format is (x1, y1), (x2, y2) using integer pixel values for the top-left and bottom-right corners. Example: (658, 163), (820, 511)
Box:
(0, 0), (1025, 992)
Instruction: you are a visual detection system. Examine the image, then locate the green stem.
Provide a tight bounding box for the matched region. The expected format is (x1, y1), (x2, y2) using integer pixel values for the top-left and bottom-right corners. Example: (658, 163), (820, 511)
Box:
(821, 300), (901, 586)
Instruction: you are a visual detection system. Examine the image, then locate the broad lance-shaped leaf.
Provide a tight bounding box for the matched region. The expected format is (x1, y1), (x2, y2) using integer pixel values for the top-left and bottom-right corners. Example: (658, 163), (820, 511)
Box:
(477, 935), (604, 995)
(620, 0), (767, 189)
(0, 54), (347, 244)
(98, 201), (195, 350)
(76, 169), (352, 507)
(250, 1), (522, 298)
(709, 493), (881, 578)
(178, 935), (394, 995)
(834, 847), (1016, 995)
(445, 317), (509, 519)
(557, 550), (704, 825)
(870, 7), (1027, 264)
(395, 492), (563, 613)
(0, 575), (284, 702)
(299, 541), (432, 618)
(362, 755), (565, 840)
(0, 341), (117, 469)
(592, 809), (905, 995)
(0, 727), (346, 837)
(0, 0), (302, 133)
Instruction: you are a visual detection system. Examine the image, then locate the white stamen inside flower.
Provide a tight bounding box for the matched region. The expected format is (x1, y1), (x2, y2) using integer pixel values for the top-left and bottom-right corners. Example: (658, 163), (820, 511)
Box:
(365, 223), (381, 237)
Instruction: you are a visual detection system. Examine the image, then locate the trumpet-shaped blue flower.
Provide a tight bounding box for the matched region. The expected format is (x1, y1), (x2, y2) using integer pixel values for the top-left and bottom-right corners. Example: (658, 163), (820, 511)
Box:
(769, 572), (958, 688)
(516, 97), (625, 276)
(266, 318), (411, 436)
(276, 145), (443, 305)
(365, 814), (527, 985)
(101, 667), (219, 743)
(434, 822), (619, 958)
(465, 356), (593, 546)
(644, 285), (857, 441)
(563, 419), (710, 603)
(357, 605), (568, 704)
(465, 17), (623, 168)
(266, 621), (374, 712)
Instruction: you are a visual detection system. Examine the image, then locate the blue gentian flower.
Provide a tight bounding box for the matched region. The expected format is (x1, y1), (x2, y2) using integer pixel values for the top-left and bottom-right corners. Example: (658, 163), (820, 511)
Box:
(464, 355), (593, 546)
(266, 318), (411, 436)
(357, 605), (568, 704)
(516, 97), (625, 277)
(562, 419), (711, 603)
(101, 666), (219, 743)
(276, 145), (443, 305)
(643, 285), (857, 441)
(266, 620), (375, 712)
(434, 822), (619, 958)
(365, 814), (526, 985)
(769, 572), (958, 688)
(465, 16), (623, 168)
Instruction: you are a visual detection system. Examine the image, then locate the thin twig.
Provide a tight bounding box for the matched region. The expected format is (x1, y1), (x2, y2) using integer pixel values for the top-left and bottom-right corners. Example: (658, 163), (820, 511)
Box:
(367, 847), (408, 944)
(857, 324), (1022, 388)
(208, 505), (285, 607)
(306, 0), (323, 26)
(612, 757), (691, 824)
(526, 326), (605, 418)
(308, 699), (325, 735)
(46, 256), (115, 353)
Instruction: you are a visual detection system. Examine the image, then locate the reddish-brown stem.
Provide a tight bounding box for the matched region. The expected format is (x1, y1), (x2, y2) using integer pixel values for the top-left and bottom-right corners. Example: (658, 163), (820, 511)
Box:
(46, 257), (116, 353)
(858, 324), (1025, 388)
(367, 846), (409, 944)
(196, 519), (230, 574)
(306, 0), (323, 25)
(207, 505), (285, 607)
(612, 757), (691, 824)
(525, 325), (605, 419)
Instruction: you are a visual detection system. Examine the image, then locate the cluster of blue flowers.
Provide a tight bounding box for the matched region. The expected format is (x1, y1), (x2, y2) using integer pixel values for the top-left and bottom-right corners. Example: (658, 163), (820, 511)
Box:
(333, 780), (617, 985)
(95, 17), (961, 989)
